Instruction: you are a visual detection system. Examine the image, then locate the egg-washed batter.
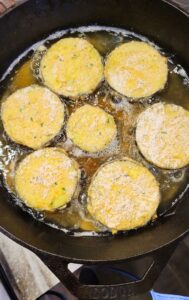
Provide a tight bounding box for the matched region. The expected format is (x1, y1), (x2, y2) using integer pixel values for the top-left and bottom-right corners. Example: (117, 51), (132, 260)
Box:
(105, 41), (168, 99)
(1, 85), (64, 149)
(1, 27), (189, 236)
(67, 104), (117, 153)
(40, 37), (104, 98)
(88, 158), (160, 233)
(15, 147), (80, 211)
(136, 103), (189, 169)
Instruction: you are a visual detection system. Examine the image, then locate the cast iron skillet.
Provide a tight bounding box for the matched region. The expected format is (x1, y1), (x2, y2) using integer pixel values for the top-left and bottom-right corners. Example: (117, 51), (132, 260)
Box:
(0, 0), (189, 298)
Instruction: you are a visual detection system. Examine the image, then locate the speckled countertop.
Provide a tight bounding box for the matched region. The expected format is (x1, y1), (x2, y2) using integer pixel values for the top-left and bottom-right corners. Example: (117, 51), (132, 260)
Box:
(0, 233), (59, 300)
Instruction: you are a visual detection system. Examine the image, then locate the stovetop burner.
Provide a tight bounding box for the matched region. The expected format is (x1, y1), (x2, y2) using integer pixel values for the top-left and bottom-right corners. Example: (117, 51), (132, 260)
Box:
(1, 235), (189, 300)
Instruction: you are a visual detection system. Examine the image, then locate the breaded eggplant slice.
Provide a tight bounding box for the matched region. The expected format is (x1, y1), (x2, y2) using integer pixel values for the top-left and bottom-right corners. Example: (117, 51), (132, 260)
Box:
(66, 104), (117, 153)
(136, 102), (189, 169)
(40, 38), (104, 98)
(104, 41), (168, 99)
(1, 85), (64, 149)
(15, 147), (80, 211)
(87, 158), (160, 232)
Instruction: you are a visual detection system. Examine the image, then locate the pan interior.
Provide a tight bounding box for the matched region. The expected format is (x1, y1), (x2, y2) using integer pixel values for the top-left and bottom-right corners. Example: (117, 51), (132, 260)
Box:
(0, 0), (189, 262)
(0, 26), (189, 236)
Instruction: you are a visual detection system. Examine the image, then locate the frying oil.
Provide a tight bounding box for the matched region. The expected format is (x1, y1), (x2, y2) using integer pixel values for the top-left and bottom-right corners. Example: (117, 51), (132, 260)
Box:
(0, 26), (189, 236)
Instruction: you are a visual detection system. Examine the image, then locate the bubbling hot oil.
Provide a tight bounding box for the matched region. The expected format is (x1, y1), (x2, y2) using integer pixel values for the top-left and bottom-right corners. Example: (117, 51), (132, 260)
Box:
(0, 27), (189, 235)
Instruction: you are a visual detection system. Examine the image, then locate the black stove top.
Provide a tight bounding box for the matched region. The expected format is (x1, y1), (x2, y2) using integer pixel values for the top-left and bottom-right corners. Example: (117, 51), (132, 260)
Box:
(1, 235), (187, 300)
(38, 235), (189, 299)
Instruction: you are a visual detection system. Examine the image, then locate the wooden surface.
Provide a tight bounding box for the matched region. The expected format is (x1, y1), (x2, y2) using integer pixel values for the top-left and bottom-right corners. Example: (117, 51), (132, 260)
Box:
(0, 0), (16, 13)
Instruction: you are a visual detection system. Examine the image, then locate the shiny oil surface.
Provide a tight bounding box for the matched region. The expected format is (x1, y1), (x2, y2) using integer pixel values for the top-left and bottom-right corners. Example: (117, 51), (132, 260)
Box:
(0, 26), (189, 236)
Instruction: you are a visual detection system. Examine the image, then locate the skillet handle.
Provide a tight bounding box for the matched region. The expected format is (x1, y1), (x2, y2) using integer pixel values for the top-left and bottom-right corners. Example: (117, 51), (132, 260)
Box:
(36, 240), (179, 299)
